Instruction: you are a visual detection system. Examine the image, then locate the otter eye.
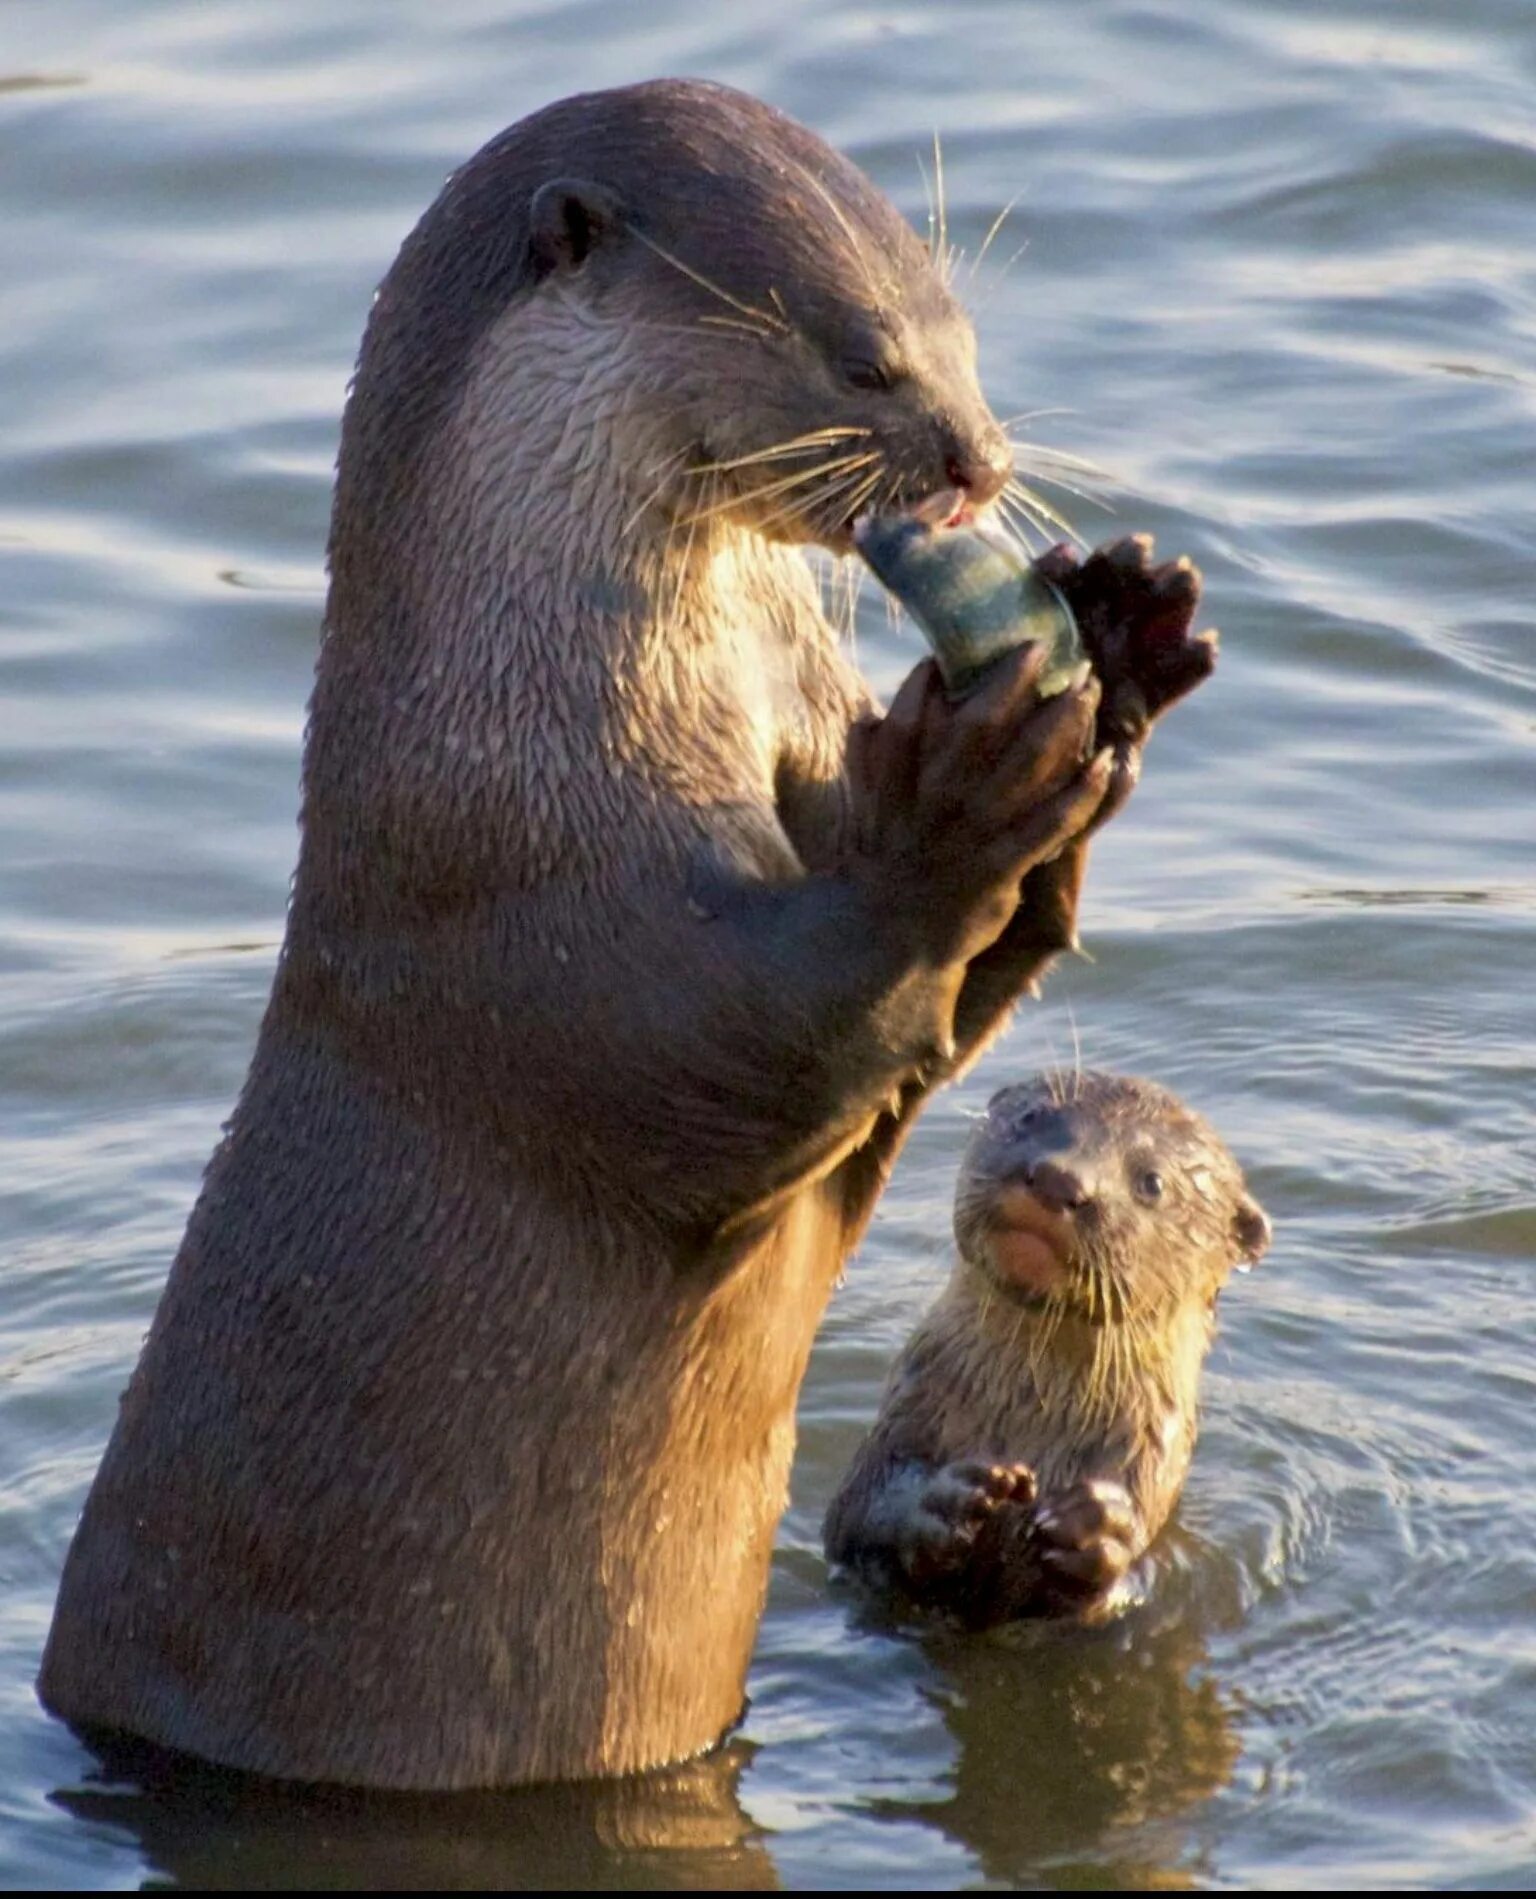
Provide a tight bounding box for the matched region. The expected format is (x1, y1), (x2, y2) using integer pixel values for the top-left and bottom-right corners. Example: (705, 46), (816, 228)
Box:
(1136, 1170), (1164, 1204)
(843, 355), (899, 392)
(840, 329), (906, 393)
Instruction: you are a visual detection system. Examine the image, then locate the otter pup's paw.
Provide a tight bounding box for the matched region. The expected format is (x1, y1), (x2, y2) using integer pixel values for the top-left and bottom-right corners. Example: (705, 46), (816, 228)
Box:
(1033, 535), (1216, 764)
(1028, 1477), (1139, 1608)
(896, 1459), (1037, 1591)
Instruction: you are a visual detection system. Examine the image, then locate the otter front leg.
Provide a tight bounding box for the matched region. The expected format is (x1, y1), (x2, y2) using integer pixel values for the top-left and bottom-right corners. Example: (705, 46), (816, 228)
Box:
(519, 649), (1109, 1257)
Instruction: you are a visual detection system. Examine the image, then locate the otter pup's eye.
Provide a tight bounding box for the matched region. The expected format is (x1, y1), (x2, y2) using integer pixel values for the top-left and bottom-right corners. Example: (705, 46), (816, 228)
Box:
(1136, 1170), (1165, 1204)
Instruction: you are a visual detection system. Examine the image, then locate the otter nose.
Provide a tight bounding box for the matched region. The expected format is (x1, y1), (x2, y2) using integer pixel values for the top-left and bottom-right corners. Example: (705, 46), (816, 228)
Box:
(945, 427), (1013, 509)
(1026, 1157), (1092, 1213)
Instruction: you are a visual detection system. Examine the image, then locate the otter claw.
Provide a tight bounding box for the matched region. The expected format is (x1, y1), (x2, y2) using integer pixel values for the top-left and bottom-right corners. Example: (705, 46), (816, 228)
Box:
(1150, 558), (1199, 605)
(1038, 531), (1214, 749)
(1105, 533), (1154, 575)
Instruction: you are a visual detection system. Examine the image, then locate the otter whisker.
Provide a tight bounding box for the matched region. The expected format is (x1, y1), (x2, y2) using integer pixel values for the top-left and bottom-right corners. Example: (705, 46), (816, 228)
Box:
(932, 131), (953, 285)
(753, 460), (883, 541)
(791, 468), (878, 531)
(678, 450), (879, 528)
(696, 312), (780, 341)
(1004, 478), (1082, 546)
(691, 428), (872, 476)
(813, 460), (886, 518)
(793, 161), (891, 308)
(996, 491), (1049, 552)
(664, 467), (708, 630)
(997, 406), (1075, 431)
(969, 236), (1033, 318)
(1009, 438), (1109, 480)
(967, 192), (1024, 285)
(778, 462), (884, 555)
(622, 447), (694, 536)
(841, 466), (886, 523)
(1010, 448), (1116, 514)
(626, 226), (790, 335)
(1010, 458), (1115, 513)
(1000, 488), (1083, 556)
(746, 451), (882, 519)
(916, 133), (956, 286)
(988, 237), (1032, 284)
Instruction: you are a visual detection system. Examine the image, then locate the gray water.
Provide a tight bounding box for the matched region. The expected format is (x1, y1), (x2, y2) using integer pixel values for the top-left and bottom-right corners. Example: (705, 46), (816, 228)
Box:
(2, 0), (1533, 1888)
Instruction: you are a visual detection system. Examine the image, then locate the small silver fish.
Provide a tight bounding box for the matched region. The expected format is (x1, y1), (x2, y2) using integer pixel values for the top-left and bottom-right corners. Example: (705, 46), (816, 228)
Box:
(854, 511), (1088, 698)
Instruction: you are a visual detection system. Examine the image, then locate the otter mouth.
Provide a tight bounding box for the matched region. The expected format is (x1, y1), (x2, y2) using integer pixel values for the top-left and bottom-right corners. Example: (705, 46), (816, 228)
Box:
(979, 1184), (1079, 1306)
(694, 442), (972, 558)
(844, 485), (975, 552)
(817, 486), (978, 557)
(689, 429), (976, 556)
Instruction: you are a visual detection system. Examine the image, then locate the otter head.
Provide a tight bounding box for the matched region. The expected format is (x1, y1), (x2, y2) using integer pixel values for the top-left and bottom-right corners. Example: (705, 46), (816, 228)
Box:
(329, 78), (1012, 624)
(954, 1072), (1271, 1329)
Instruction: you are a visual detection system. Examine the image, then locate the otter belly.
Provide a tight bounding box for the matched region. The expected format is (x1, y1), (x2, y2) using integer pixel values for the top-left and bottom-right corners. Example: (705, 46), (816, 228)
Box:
(39, 1045), (835, 1789)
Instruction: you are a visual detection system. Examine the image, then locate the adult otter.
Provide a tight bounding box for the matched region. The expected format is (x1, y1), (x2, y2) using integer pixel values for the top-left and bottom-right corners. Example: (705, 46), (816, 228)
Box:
(40, 81), (1214, 1788)
(825, 1072), (1270, 1625)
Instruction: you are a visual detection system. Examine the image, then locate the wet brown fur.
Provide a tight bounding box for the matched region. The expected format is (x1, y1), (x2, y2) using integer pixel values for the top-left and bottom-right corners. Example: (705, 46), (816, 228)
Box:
(39, 83), (1096, 1787)
(825, 1072), (1270, 1620)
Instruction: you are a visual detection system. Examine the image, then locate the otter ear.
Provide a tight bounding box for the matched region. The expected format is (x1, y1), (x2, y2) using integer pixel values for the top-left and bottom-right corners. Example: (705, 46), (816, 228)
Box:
(1232, 1194), (1272, 1269)
(529, 178), (625, 278)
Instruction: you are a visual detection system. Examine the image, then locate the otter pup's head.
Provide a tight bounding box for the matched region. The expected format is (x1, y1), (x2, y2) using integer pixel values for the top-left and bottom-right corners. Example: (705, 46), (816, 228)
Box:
(332, 79), (1012, 613)
(954, 1072), (1271, 1329)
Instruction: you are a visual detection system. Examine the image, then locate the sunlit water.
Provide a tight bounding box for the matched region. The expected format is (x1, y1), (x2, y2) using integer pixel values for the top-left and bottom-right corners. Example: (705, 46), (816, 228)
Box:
(2, 0), (1533, 1887)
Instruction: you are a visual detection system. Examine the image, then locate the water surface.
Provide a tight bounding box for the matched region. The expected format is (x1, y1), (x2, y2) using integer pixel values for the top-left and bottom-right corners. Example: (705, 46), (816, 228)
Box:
(2, 0), (1533, 1887)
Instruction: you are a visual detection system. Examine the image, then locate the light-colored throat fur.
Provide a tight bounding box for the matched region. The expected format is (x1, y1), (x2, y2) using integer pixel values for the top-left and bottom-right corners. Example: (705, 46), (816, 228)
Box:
(924, 1259), (1215, 1499)
(390, 290), (845, 883)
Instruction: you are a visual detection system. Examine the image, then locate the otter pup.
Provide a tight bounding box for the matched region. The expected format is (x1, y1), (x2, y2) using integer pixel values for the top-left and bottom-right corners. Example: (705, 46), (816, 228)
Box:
(826, 1072), (1270, 1626)
(40, 81), (1214, 1788)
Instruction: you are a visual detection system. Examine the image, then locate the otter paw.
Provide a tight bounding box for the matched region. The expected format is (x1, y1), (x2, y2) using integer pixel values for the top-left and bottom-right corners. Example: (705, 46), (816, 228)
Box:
(897, 1459), (1037, 1591)
(1032, 535), (1216, 744)
(1029, 1477), (1139, 1606)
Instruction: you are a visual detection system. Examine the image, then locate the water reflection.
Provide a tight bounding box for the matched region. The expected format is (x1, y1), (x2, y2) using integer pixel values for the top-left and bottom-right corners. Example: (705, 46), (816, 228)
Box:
(51, 1735), (778, 1891)
(870, 1607), (1238, 1890)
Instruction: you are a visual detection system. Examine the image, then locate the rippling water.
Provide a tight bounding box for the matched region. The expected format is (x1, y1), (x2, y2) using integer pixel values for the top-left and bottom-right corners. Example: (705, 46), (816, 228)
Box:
(3, 0), (1533, 1887)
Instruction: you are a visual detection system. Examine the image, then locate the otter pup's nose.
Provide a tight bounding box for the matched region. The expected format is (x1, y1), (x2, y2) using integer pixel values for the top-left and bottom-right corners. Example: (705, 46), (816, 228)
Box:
(945, 427), (1013, 509)
(1026, 1157), (1092, 1213)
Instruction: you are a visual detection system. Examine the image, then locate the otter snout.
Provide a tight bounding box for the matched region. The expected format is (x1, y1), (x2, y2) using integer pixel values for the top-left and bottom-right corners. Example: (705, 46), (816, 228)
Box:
(1024, 1155), (1093, 1213)
(943, 422), (1012, 510)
